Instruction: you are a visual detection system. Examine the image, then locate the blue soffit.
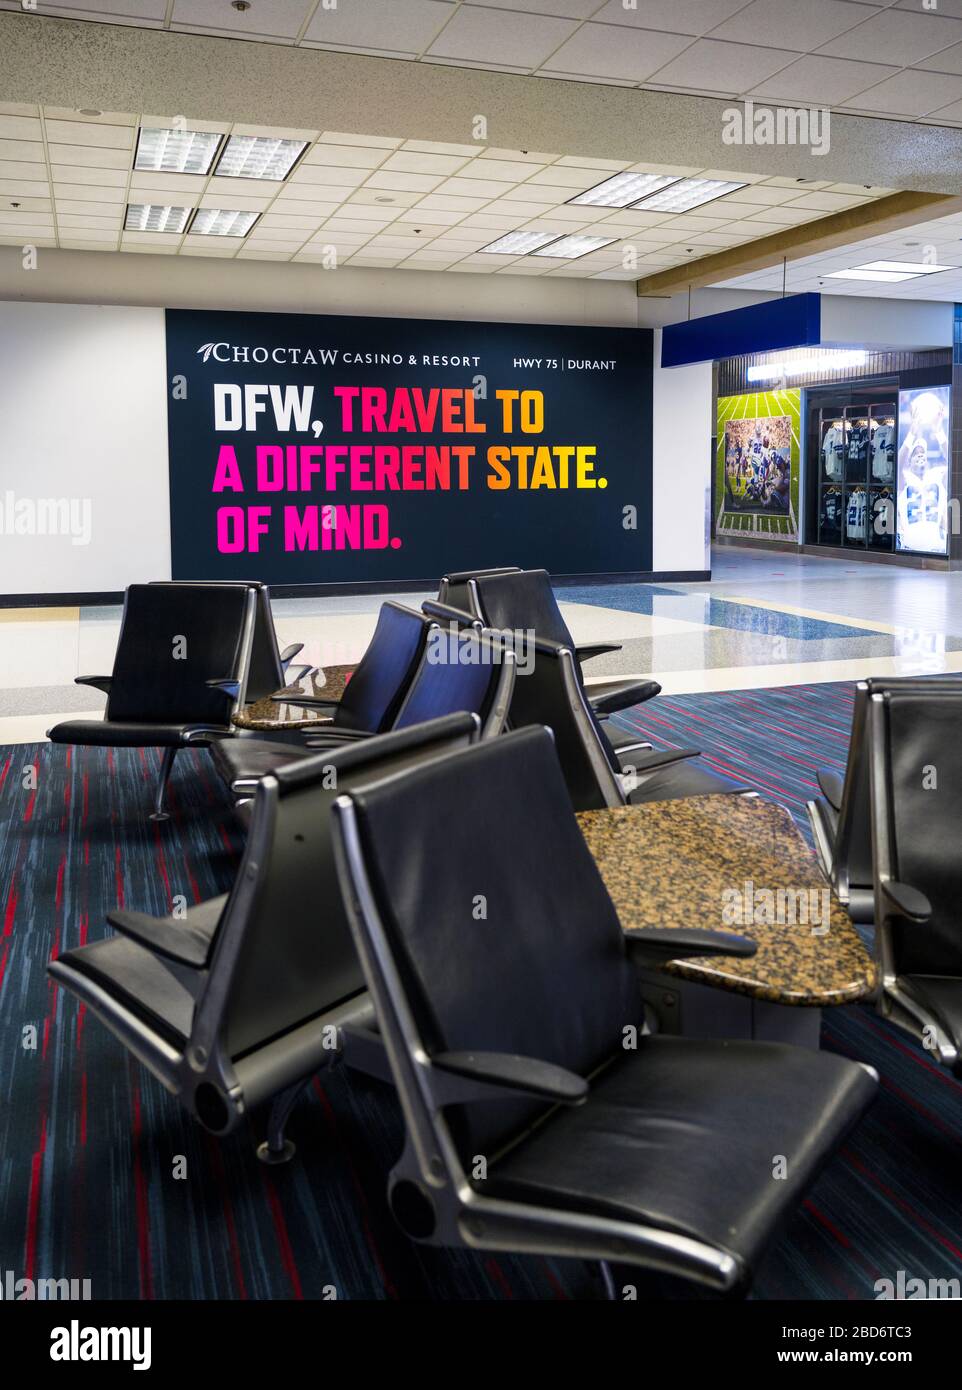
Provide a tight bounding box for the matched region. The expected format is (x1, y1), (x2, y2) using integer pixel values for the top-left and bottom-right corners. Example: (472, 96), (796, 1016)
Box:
(660, 293), (821, 368)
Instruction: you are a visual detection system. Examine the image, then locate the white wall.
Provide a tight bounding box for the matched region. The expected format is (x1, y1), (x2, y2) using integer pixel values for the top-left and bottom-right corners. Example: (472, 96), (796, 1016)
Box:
(651, 330), (712, 574)
(0, 301), (170, 595)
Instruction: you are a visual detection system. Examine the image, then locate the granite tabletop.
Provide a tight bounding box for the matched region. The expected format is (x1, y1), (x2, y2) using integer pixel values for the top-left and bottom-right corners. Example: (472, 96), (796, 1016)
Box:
(577, 795), (876, 1007)
(232, 663), (354, 731)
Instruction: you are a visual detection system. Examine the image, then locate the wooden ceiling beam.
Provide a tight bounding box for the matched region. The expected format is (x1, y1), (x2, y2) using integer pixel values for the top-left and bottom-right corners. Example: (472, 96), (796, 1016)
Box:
(635, 190), (962, 298)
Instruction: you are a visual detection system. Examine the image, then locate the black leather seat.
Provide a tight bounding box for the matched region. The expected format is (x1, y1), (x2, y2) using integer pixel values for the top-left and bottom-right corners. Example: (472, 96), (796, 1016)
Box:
(210, 600), (431, 795)
(50, 713), (482, 1160)
(471, 568), (657, 716)
(152, 580), (310, 698)
(331, 727), (877, 1294)
(213, 615), (515, 799)
(48, 583), (257, 819)
(437, 566), (521, 614)
(505, 633), (745, 808)
(808, 675), (962, 922)
(866, 686), (962, 1078)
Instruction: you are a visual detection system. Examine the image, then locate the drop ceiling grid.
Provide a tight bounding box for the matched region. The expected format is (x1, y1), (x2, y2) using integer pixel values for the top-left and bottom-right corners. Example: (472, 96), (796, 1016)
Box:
(3, 0), (962, 125)
(715, 207), (962, 297)
(0, 103), (895, 277)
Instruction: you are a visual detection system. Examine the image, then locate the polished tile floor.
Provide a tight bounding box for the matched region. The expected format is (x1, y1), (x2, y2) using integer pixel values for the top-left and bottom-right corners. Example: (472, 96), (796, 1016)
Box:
(3, 546), (962, 743)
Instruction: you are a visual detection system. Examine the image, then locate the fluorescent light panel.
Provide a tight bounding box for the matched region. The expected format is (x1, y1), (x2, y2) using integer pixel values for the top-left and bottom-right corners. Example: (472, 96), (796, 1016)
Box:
(826, 268), (916, 282)
(746, 350), (867, 382)
(215, 134), (308, 181)
(856, 260), (949, 275)
(531, 234), (619, 260)
(568, 171), (680, 209)
(632, 177), (746, 213)
(190, 208), (259, 237)
(480, 230), (562, 255)
(125, 203), (191, 233)
(135, 127), (222, 175)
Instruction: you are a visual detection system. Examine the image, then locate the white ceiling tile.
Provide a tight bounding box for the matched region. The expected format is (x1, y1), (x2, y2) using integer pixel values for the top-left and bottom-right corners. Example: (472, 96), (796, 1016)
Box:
(525, 165), (608, 189)
(53, 183), (126, 202)
(42, 106), (134, 126)
(44, 120), (135, 149)
(925, 96), (962, 120)
(381, 150), (472, 176)
(430, 176), (515, 199)
(479, 199), (557, 219)
(479, 147), (559, 164)
(301, 143), (388, 168)
(748, 54), (898, 103)
(0, 177), (49, 198)
(0, 160), (48, 182)
(426, 6), (579, 69)
(206, 175), (283, 199)
(457, 158), (546, 182)
(415, 193), (491, 212)
(268, 198), (343, 217)
(129, 170), (206, 194)
(401, 140), (483, 156)
(47, 144), (131, 169)
(364, 169), (446, 194)
(0, 116), (43, 141)
(303, 0), (455, 54)
(171, 0), (314, 40)
(918, 39), (962, 75)
(319, 131), (404, 149)
(257, 214), (325, 229)
(55, 198), (129, 216)
(711, 0), (877, 51)
(56, 213), (122, 227)
(646, 40), (803, 92)
(348, 187), (423, 208)
(198, 192), (273, 211)
(0, 139), (44, 163)
(822, 9), (962, 63)
(473, 0), (605, 15)
(53, 164), (128, 187)
(540, 24), (693, 82)
(843, 68), (962, 115)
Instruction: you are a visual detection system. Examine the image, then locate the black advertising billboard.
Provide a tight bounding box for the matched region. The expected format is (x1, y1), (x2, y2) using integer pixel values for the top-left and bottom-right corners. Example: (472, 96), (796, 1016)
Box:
(165, 308), (653, 585)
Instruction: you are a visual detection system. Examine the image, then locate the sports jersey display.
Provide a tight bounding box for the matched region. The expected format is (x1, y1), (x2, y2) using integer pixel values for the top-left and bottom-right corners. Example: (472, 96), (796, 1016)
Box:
(871, 423), (895, 482)
(896, 385), (950, 556)
(820, 488), (843, 537)
(846, 487), (867, 541)
(821, 423), (845, 481)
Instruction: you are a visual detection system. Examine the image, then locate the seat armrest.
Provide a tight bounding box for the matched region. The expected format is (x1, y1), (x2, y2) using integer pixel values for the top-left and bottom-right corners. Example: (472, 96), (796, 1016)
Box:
(206, 677), (242, 698)
(278, 664), (315, 687)
(590, 680), (661, 715)
(278, 642), (304, 665)
(422, 599), (478, 627)
(75, 675), (112, 694)
(576, 641), (622, 664)
(881, 880), (932, 924)
(625, 927), (757, 965)
(105, 908), (218, 968)
(432, 1051), (588, 1105)
(276, 693), (343, 710)
(305, 728), (372, 746)
(816, 768), (844, 812)
(618, 747), (699, 773)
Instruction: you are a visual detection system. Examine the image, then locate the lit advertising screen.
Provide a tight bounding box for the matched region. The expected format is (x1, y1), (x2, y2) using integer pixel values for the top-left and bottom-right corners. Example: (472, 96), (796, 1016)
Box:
(896, 385), (950, 556)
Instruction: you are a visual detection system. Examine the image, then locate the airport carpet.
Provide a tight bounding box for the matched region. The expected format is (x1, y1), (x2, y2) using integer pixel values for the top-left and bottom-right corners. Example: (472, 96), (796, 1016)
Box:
(0, 685), (958, 1301)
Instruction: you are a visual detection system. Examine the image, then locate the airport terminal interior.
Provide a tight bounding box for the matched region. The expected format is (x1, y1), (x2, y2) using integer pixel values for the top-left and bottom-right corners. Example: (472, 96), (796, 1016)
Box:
(0, 0), (961, 1347)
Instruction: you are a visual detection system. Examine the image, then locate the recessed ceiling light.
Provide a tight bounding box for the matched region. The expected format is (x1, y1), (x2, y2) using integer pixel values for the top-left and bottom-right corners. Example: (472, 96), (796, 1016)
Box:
(189, 208), (259, 237)
(480, 230), (563, 255)
(135, 127), (222, 175)
(632, 177), (746, 213)
(125, 203), (191, 233)
(78, 108), (102, 117)
(214, 134), (308, 181)
(826, 268), (917, 282)
(568, 171), (680, 209)
(858, 260), (949, 275)
(531, 234), (619, 260)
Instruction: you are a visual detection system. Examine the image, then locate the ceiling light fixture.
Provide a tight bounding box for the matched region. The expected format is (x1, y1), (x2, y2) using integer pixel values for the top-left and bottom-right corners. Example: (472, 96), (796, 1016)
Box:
(747, 350), (867, 382)
(857, 260), (948, 275)
(135, 126), (222, 175)
(826, 268), (919, 283)
(480, 230), (563, 255)
(568, 171), (680, 209)
(632, 177), (746, 213)
(125, 203), (191, 233)
(189, 208), (259, 236)
(214, 133), (308, 181)
(531, 234), (619, 260)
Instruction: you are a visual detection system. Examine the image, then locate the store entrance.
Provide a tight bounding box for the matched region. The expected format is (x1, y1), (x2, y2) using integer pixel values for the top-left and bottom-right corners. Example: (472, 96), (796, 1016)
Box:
(806, 382), (897, 554)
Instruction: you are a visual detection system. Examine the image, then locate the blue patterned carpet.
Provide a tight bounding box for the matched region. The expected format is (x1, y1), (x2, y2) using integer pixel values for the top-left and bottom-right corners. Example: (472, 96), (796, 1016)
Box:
(0, 685), (959, 1300)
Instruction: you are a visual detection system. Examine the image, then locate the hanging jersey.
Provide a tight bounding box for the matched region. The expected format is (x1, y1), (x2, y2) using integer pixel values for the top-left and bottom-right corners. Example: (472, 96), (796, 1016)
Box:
(822, 426), (845, 481)
(846, 489), (867, 540)
(820, 490), (842, 534)
(848, 426), (870, 465)
(872, 424), (895, 482)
